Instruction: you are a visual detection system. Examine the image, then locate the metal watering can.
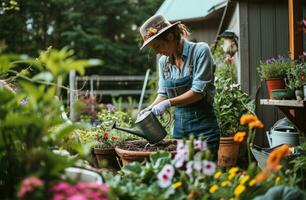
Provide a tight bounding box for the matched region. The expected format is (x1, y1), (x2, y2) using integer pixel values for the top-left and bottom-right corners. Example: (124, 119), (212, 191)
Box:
(111, 109), (171, 144)
(266, 118), (300, 148)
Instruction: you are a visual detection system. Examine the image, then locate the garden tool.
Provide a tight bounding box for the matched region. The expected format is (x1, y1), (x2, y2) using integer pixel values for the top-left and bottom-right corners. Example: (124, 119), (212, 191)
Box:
(111, 109), (171, 144)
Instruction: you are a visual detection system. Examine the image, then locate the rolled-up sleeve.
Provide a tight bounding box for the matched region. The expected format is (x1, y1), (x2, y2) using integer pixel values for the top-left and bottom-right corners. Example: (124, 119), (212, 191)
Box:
(191, 43), (215, 94)
(157, 56), (168, 97)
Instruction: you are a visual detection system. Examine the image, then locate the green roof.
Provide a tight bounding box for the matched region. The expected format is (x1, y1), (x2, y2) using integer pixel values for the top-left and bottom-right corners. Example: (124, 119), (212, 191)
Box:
(156, 0), (227, 22)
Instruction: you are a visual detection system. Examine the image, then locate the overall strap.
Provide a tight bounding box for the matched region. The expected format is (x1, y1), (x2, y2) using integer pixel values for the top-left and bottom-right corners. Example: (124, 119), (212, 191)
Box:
(188, 43), (197, 76)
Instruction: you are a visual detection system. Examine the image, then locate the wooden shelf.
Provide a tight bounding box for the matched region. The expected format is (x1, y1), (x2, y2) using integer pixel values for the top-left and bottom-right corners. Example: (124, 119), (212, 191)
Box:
(260, 99), (305, 107)
(260, 99), (306, 134)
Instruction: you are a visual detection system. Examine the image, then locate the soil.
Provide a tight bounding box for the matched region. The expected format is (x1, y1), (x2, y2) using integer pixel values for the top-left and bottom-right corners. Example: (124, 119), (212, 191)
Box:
(117, 139), (177, 152)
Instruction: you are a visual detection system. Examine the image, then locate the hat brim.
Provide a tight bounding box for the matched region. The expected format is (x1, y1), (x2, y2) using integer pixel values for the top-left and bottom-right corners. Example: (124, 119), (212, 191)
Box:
(140, 21), (180, 50)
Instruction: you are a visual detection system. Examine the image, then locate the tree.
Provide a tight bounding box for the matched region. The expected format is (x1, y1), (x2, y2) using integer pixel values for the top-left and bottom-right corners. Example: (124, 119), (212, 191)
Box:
(0, 0), (163, 75)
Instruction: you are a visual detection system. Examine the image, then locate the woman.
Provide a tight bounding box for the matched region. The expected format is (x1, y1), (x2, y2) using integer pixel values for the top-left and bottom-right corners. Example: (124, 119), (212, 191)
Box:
(139, 15), (220, 159)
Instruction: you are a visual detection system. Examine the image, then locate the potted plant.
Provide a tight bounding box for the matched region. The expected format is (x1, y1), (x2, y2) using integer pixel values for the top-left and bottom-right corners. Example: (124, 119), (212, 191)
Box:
(286, 62), (306, 100)
(115, 139), (177, 165)
(214, 77), (255, 168)
(257, 55), (292, 98)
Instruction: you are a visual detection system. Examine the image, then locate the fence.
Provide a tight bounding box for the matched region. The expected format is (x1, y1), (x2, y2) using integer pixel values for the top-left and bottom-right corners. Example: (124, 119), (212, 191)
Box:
(68, 70), (152, 118)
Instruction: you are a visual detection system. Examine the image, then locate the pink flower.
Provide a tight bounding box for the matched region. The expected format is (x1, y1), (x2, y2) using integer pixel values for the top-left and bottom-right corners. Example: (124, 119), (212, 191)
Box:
(17, 176), (44, 198)
(202, 160), (216, 176)
(67, 194), (87, 200)
(51, 182), (71, 192)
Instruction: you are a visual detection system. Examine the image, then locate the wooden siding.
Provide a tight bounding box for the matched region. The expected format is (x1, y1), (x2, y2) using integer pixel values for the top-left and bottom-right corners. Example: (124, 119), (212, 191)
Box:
(247, 2), (289, 147)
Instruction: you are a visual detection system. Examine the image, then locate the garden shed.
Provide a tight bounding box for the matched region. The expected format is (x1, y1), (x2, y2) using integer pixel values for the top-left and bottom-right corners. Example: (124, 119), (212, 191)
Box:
(216, 0), (306, 146)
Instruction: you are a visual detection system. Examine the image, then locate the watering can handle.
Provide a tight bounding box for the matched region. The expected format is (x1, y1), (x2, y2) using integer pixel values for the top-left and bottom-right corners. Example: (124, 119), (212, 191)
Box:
(266, 131), (272, 148)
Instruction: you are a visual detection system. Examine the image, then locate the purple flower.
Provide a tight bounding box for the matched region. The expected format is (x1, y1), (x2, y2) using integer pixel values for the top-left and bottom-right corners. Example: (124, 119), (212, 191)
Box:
(20, 98), (28, 106)
(106, 104), (115, 112)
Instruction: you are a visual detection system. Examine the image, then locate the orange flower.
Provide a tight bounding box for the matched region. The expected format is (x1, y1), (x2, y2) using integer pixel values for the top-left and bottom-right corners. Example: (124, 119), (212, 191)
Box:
(248, 120), (264, 129)
(255, 169), (269, 183)
(255, 144), (291, 183)
(234, 131), (246, 143)
(240, 114), (257, 125)
(266, 144), (291, 171)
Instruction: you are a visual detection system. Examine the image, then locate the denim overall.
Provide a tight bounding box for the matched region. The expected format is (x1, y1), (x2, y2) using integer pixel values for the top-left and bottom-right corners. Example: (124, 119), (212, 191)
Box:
(163, 44), (220, 160)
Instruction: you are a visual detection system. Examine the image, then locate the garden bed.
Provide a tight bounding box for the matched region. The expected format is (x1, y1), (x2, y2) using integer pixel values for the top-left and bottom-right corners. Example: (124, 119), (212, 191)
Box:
(116, 139), (177, 152)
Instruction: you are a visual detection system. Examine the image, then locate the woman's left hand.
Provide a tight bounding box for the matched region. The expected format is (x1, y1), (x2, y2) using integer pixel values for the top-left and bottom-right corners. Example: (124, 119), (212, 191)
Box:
(151, 99), (170, 115)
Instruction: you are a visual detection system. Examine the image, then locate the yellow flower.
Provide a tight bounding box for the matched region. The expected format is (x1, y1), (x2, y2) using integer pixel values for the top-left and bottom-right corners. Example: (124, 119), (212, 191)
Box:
(249, 179), (256, 186)
(240, 114), (257, 125)
(234, 184), (246, 197)
(214, 171), (222, 179)
(240, 175), (250, 185)
(234, 131), (246, 143)
(172, 181), (182, 189)
(275, 176), (281, 184)
(221, 181), (230, 187)
(209, 184), (219, 193)
(228, 173), (235, 180)
(229, 167), (239, 175)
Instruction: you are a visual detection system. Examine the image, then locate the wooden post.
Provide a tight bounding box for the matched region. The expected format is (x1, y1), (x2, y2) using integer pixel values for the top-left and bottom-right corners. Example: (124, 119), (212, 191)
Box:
(288, 0), (303, 60)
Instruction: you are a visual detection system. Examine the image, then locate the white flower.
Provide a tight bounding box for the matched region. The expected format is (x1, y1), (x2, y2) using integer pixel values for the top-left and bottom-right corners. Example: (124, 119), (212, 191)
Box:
(157, 173), (172, 188)
(176, 141), (186, 152)
(194, 140), (208, 151)
(202, 160), (216, 176)
(174, 156), (185, 168)
(186, 161), (194, 175)
(193, 161), (202, 172)
(157, 164), (175, 188)
(161, 164), (175, 177)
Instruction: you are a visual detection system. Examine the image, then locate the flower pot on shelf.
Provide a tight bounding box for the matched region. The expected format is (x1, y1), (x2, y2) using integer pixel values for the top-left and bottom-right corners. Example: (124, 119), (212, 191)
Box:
(115, 139), (177, 165)
(93, 147), (121, 171)
(217, 137), (239, 168)
(266, 79), (285, 99)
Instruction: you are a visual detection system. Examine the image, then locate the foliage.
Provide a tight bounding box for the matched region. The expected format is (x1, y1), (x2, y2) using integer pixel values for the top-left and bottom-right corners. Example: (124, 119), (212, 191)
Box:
(0, 0), (163, 75)
(77, 101), (137, 148)
(214, 78), (255, 137)
(258, 56), (292, 80)
(0, 49), (98, 199)
(286, 62), (306, 90)
(104, 135), (290, 200)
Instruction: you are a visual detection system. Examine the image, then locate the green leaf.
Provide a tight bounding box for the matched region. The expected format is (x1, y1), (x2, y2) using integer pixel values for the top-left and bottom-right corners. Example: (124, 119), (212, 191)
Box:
(122, 162), (143, 175)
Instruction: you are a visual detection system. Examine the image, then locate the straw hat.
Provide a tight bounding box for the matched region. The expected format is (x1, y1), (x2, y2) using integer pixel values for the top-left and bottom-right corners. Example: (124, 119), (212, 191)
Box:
(139, 15), (180, 50)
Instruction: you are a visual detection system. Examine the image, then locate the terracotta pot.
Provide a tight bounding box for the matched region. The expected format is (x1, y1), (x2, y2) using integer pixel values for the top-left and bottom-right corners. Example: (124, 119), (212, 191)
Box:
(115, 140), (177, 165)
(217, 137), (240, 168)
(266, 79), (285, 99)
(93, 147), (121, 170)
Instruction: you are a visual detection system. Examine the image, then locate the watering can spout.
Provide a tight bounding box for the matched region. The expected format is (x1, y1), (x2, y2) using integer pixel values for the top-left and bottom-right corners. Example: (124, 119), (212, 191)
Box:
(111, 122), (146, 139)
